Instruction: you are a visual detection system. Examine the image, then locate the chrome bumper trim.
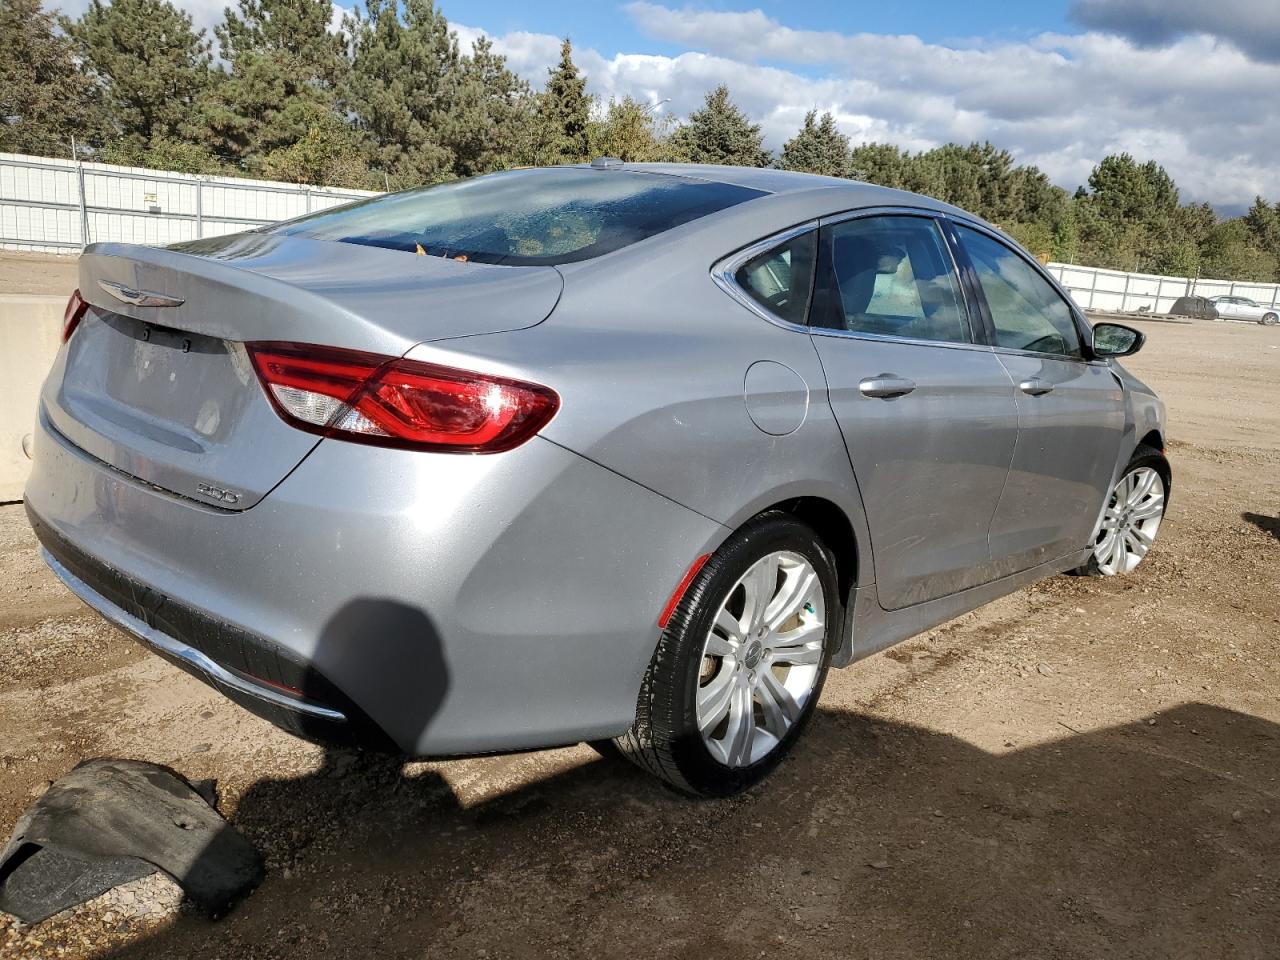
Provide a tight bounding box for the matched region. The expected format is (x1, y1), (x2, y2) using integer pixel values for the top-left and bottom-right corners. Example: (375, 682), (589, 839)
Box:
(40, 547), (347, 723)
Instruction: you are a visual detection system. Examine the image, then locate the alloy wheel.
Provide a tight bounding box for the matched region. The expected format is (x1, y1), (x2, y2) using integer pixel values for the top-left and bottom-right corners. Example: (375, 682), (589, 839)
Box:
(695, 551), (826, 768)
(1093, 466), (1165, 575)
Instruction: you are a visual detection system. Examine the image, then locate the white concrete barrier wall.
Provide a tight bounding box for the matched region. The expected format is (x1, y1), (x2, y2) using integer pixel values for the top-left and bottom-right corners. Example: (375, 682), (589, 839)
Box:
(1046, 263), (1280, 314)
(1, 152), (377, 253)
(0, 295), (63, 501)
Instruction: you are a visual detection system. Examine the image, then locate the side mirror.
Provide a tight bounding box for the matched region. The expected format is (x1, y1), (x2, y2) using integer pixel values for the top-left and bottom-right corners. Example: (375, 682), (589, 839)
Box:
(1091, 322), (1145, 358)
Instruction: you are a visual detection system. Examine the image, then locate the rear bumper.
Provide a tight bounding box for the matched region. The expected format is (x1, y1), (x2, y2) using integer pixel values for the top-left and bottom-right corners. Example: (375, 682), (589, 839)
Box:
(31, 514), (389, 749)
(25, 407), (726, 756)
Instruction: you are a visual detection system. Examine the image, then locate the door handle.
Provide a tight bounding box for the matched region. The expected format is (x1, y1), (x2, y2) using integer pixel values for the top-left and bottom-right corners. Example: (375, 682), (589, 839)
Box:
(858, 375), (917, 399)
(1018, 378), (1054, 396)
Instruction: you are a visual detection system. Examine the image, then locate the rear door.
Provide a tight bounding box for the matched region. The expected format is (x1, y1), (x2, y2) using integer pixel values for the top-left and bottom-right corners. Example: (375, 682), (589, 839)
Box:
(948, 223), (1125, 575)
(810, 212), (1020, 610)
(1216, 297), (1242, 319)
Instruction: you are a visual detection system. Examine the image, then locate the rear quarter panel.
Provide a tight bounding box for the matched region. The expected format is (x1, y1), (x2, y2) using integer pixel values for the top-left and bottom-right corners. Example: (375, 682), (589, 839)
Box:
(401, 191), (878, 585)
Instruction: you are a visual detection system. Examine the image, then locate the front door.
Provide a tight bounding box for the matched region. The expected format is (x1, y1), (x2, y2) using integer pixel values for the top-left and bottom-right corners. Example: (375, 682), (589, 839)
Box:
(951, 224), (1126, 575)
(810, 213), (1020, 610)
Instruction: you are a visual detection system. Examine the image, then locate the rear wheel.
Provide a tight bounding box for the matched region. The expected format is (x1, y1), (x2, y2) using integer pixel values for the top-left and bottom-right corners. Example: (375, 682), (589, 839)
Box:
(614, 513), (838, 797)
(1073, 444), (1169, 576)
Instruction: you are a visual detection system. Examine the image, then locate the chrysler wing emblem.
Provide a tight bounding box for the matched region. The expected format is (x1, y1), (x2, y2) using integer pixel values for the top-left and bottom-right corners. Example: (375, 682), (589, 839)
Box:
(97, 280), (185, 308)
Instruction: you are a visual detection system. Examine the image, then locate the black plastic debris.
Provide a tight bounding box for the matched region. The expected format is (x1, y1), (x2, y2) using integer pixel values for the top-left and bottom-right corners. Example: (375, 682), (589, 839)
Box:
(0, 758), (263, 924)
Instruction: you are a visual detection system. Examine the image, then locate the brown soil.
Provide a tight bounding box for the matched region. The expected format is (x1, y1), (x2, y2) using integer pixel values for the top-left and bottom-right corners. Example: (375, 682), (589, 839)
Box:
(0, 253), (78, 298)
(0, 318), (1277, 959)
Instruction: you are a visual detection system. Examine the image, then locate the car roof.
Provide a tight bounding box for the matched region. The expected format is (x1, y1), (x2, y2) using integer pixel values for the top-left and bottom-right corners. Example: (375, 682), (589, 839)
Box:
(612, 162), (976, 220)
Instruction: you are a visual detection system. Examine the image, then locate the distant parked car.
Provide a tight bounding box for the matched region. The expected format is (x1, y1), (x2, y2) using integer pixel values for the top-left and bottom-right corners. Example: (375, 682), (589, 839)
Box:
(1168, 296), (1217, 320)
(1209, 295), (1278, 325)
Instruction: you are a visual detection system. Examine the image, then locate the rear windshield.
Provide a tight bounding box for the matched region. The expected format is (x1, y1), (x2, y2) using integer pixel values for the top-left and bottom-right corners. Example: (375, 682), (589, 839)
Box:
(266, 167), (766, 266)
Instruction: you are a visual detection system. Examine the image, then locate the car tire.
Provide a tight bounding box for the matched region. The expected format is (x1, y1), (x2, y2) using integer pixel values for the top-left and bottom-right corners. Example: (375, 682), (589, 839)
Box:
(1070, 443), (1170, 577)
(1261, 313), (1278, 326)
(613, 512), (839, 798)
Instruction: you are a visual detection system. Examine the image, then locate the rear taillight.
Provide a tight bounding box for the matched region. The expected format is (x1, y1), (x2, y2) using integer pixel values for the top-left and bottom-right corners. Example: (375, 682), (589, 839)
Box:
(62, 289), (88, 342)
(246, 342), (559, 453)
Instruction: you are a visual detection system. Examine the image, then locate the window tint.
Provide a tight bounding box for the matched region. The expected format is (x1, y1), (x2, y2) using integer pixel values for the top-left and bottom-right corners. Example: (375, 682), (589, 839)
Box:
(957, 226), (1083, 358)
(814, 216), (970, 344)
(733, 230), (817, 326)
(269, 168), (765, 266)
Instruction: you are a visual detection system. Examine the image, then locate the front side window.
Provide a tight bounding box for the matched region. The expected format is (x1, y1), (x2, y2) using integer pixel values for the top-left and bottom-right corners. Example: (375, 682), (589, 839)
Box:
(733, 230), (817, 326)
(957, 226), (1083, 358)
(813, 216), (970, 344)
(268, 168), (765, 266)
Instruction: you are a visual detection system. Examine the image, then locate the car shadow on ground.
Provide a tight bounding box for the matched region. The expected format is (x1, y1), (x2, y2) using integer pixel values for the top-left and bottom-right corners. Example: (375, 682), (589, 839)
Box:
(1242, 512), (1279, 541)
(100, 698), (1280, 960)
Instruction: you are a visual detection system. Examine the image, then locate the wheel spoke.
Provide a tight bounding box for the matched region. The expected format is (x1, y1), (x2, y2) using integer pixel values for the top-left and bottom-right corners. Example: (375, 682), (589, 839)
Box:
(1130, 495), (1164, 521)
(741, 555), (777, 634)
(1109, 527), (1128, 570)
(770, 622), (825, 665)
(765, 567), (817, 631)
(1128, 470), (1156, 506)
(756, 670), (801, 736)
(704, 632), (735, 657)
(697, 667), (736, 734)
(714, 607), (746, 645)
(1128, 524), (1154, 548)
(1123, 530), (1146, 558)
(724, 678), (756, 767)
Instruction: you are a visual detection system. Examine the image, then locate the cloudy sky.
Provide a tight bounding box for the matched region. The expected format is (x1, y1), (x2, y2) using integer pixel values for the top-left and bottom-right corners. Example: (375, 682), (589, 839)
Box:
(45, 0), (1280, 213)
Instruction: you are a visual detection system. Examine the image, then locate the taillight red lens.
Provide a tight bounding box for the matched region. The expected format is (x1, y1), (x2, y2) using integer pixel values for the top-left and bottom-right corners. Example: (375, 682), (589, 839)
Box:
(247, 342), (559, 453)
(62, 289), (88, 342)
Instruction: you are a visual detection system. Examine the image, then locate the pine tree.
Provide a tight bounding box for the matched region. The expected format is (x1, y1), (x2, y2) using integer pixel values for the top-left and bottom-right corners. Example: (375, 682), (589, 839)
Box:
(849, 143), (909, 188)
(67, 0), (213, 151)
(447, 36), (538, 176)
(342, 0), (461, 186)
(671, 86), (769, 167)
(0, 0), (103, 156)
(1243, 195), (1280, 251)
(193, 0), (346, 166)
(536, 38), (591, 165)
(777, 111), (849, 177)
(587, 97), (674, 162)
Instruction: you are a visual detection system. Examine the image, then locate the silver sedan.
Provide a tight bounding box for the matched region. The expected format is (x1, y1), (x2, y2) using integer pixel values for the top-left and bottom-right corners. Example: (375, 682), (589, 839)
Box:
(26, 163), (1169, 797)
(1210, 295), (1279, 325)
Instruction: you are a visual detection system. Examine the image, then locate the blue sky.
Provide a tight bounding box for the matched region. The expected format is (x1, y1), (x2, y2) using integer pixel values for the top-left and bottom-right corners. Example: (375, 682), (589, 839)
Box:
(436, 1), (1077, 56)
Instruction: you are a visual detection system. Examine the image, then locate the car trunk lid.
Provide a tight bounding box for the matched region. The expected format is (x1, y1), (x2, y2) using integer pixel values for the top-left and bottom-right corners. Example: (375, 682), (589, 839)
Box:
(43, 233), (563, 510)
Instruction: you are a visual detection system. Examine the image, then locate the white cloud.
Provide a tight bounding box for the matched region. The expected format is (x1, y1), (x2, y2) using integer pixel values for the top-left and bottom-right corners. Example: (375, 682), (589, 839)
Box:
(46, 0), (353, 39)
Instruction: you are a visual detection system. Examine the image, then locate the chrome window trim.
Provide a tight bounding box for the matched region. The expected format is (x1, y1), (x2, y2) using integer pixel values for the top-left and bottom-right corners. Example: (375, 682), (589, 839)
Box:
(809, 326), (995, 354)
(711, 203), (989, 348)
(710, 220), (819, 333)
(989, 344), (1111, 367)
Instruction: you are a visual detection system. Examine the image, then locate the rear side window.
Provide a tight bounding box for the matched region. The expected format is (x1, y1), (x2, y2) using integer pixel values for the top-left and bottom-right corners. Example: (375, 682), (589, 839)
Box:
(267, 168), (765, 266)
(956, 226), (1083, 358)
(814, 216), (971, 344)
(733, 230), (817, 326)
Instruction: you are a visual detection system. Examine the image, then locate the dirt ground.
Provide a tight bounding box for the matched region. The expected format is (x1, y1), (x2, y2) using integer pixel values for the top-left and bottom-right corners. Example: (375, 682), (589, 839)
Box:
(0, 252), (78, 298)
(0, 313), (1277, 959)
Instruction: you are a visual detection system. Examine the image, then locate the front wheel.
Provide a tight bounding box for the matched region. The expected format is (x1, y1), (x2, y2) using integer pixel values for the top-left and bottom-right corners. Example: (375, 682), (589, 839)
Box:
(614, 513), (838, 797)
(1261, 312), (1278, 326)
(1073, 444), (1169, 576)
